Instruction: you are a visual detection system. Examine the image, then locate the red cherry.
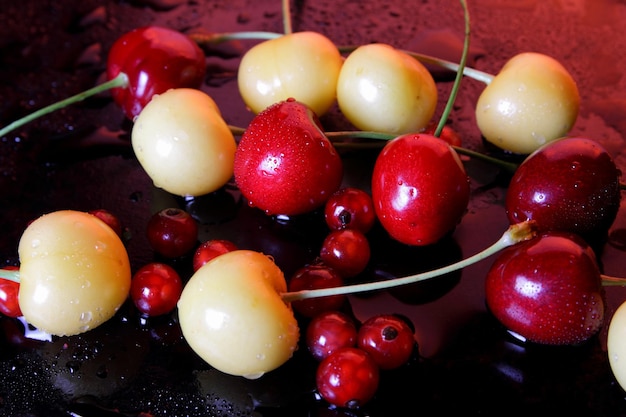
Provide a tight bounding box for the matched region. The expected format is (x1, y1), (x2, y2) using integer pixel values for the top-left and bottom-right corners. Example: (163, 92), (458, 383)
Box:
(319, 229), (371, 278)
(371, 133), (470, 246)
(506, 137), (621, 240)
(106, 26), (206, 119)
(89, 209), (123, 237)
(316, 347), (379, 409)
(357, 314), (415, 370)
(485, 232), (604, 345)
(288, 264), (346, 318)
(192, 239), (238, 272)
(146, 208), (198, 258)
(130, 263), (183, 317)
(0, 266), (22, 318)
(306, 311), (358, 361)
(324, 187), (376, 234)
(422, 121), (463, 147)
(234, 99), (343, 216)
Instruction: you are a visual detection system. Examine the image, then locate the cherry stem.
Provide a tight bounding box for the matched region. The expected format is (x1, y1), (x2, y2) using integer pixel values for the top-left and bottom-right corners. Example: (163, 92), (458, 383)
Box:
(601, 275), (626, 287)
(191, 31), (282, 45)
(281, 220), (537, 303)
(0, 72), (129, 138)
(0, 269), (20, 284)
(282, 0), (293, 35)
(434, 0), (470, 137)
(326, 130), (520, 173)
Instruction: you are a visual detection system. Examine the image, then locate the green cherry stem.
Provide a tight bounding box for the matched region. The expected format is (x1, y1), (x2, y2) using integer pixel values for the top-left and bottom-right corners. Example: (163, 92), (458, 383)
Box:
(282, 0), (293, 35)
(281, 220), (537, 303)
(434, 0), (471, 137)
(191, 31), (282, 46)
(601, 275), (626, 287)
(0, 269), (20, 284)
(0, 72), (129, 138)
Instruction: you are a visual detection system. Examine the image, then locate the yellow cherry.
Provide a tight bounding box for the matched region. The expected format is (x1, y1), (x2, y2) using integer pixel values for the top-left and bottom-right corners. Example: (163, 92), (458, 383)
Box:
(475, 52), (580, 155)
(131, 88), (237, 197)
(177, 250), (300, 379)
(336, 43), (438, 134)
(18, 210), (131, 336)
(237, 31), (343, 116)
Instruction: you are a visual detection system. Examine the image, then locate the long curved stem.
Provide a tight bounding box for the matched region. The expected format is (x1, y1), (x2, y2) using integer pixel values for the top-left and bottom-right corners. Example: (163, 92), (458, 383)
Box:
(191, 31), (282, 46)
(281, 221), (537, 303)
(0, 269), (20, 283)
(282, 0), (293, 35)
(0, 72), (129, 138)
(434, 0), (470, 137)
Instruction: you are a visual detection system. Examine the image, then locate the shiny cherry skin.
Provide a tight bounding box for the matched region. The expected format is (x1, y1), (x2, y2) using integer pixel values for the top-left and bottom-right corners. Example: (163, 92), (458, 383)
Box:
(316, 347), (379, 409)
(130, 262), (183, 316)
(319, 229), (371, 278)
(372, 133), (470, 246)
(357, 314), (415, 370)
(146, 208), (198, 258)
(288, 264), (346, 318)
(506, 137), (621, 240)
(422, 121), (462, 147)
(192, 239), (238, 272)
(89, 208), (123, 238)
(324, 187), (376, 234)
(234, 99), (343, 216)
(0, 266), (22, 318)
(306, 311), (358, 361)
(485, 232), (604, 345)
(106, 26), (206, 119)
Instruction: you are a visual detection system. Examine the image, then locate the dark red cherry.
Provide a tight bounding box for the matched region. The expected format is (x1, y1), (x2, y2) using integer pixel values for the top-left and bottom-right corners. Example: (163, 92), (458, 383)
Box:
(146, 208), (198, 258)
(234, 99), (343, 216)
(192, 239), (238, 272)
(324, 187), (376, 234)
(106, 26), (206, 119)
(485, 232), (604, 345)
(316, 347), (379, 409)
(319, 229), (370, 278)
(130, 263), (183, 316)
(506, 137), (621, 240)
(0, 266), (22, 318)
(306, 311), (358, 361)
(357, 314), (415, 370)
(288, 264), (346, 318)
(371, 133), (470, 246)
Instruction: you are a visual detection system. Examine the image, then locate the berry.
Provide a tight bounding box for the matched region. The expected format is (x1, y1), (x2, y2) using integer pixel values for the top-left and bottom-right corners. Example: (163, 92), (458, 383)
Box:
(130, 263), (183, 317)
(146, 208), (198, 258)
(316, 347), (379, 409)
(319, 229), (371, 278)
(288, 264), (346, 318)
(0, 266), (22, 318)
(324, 187), (376, 234)
(306, 311), (358, 361)
(357, 314), (415, 369)
(193, 239), (238, 272)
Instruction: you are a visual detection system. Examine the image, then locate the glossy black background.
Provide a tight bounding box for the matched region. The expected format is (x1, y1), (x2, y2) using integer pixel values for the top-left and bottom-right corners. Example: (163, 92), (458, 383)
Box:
(1, 0), (626, 416)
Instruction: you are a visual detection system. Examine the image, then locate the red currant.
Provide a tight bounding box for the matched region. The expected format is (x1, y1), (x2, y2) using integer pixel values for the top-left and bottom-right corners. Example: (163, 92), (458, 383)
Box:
(192, 239), (238, 272)
(316, 347), (379, 409)
(306, 311), (358, 361)
(146, 208), (198, 258)
(288, 264), (346, 318)
(0, 266), (22, 318)
(324, 187), (376, 234)
(130, 262), (183, 317)
(89, 208), (123, 238)
(319, 229), (370, 278)
(357, 314), (415, 370)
